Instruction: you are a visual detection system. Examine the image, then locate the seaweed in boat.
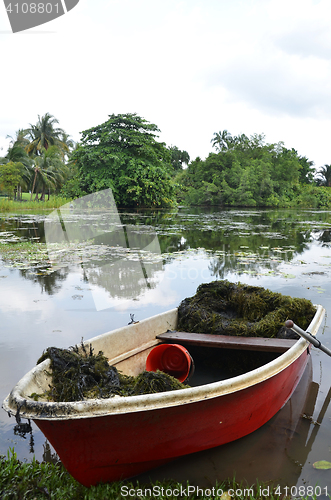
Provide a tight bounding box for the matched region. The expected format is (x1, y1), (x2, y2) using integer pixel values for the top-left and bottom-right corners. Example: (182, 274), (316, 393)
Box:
(35, 343), (187, 402)
(177, 280), (316, 338)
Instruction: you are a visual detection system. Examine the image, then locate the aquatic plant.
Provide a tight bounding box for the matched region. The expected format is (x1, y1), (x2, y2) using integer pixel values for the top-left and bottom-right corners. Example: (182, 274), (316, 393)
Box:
(35, 343), (187, 402)
(178, 280), (316, 338)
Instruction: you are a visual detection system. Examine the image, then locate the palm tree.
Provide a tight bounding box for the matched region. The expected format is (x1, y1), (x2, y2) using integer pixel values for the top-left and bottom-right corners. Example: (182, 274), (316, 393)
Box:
(211, 130), (233, 152)
(30, 146), (68, 201)
(169, 146), (190, 170)
(316, 164), (331, 187)
(6, 129), (30, 149)
(59, 132), (75, 161)
(5, 144), (30, 165)
(298, 155), (314, 184)
(24, 113), (70, 158)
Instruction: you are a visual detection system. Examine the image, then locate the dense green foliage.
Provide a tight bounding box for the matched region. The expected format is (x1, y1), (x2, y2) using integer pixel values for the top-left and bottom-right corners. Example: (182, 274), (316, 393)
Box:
(2, 117), (331, 208)
(169, 145), (190, 171)
(0, 161), (25, 198)
(177, 132), (325, 207)
(0, 114), (72, 201)
(71, 113), (176, 208)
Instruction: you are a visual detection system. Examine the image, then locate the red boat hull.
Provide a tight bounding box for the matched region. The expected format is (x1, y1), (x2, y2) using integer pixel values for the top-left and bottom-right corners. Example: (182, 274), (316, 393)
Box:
(35, 348), (309, 487)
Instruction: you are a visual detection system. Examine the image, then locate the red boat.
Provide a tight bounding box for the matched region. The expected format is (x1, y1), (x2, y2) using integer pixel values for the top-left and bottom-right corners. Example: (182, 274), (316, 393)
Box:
(2, 305), (325, 487)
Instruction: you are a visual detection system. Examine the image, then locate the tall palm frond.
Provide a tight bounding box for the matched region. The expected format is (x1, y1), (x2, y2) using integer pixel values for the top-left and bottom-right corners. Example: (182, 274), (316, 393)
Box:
(5, 145), (31, 167)
(211, 130), (233, 152)
(316, 164), (331, 187)
(30, 146), (68, 200)
(6, 129), (30, 149)
(25, 113), (69, 158)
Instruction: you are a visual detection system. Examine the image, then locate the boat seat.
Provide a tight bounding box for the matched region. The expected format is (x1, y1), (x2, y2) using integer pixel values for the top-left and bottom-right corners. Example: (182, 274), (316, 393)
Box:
(156, 331), (297, 353)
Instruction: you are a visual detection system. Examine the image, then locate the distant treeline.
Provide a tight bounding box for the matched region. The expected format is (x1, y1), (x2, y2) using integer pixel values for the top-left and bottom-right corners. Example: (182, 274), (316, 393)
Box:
(1, 114), (331, 208)
(175, 130), (331, 208)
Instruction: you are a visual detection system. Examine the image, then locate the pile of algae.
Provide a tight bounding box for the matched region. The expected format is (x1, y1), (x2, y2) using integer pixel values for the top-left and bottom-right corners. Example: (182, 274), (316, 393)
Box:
(177, 280), (316, 338)
(35, 343), (187, 403)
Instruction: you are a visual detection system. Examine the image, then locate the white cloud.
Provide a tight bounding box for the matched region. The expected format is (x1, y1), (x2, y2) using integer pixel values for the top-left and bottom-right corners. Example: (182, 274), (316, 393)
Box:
(1, 0), (331, 167)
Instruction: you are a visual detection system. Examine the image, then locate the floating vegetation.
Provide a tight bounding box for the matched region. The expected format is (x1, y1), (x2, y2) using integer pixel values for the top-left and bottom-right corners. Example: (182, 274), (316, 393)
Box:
(0, 231), (23, 243)
(313, 460), (331, 470)
(0, 237), (163, 275)
(0, 241), (50, 268)
(281, 273), (296, 279)
(34, 343), (187, 402)
(177, 280), (316, 338)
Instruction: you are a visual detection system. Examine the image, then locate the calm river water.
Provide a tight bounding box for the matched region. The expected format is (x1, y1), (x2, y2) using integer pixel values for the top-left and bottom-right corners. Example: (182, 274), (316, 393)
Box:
(1, 207), (331, 494)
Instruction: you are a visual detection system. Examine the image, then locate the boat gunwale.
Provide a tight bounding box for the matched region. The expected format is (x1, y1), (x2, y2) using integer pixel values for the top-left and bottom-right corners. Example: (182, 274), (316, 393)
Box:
(2, 304), (325, 420)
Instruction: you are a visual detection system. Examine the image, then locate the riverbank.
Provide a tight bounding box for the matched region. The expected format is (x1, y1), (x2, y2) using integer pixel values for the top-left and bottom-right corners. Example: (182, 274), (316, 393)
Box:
(0, 450), (316, 500)
(2, 184), (331, 213)
(0, 196), (72, 212)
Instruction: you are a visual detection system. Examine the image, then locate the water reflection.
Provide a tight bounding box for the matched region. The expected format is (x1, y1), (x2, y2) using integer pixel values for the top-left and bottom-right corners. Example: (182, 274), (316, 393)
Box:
(0, 214), (43, 240)
(2, 208), (331, 302)
(317, 230), (331, 245)
(1, 207), (331, 492)
(17, 266), (68, 295)
(43, 191), (163, 310)
(13, 420), (34, 455)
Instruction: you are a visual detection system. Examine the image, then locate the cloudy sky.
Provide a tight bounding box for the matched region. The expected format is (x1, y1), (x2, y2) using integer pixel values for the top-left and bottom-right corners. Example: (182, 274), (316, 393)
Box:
(1, 0), (331, 170)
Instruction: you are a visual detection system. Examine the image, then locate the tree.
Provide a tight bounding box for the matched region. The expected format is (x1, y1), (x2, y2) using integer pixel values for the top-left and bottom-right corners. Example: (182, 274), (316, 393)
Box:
(169, 146), (190, 171)
(71, 113), (176, 208)
(0, 162), (24, 198)
(181, 131), (308, 207)
(316, 164), (331, 187)
(30, 146), (68, 201)
(4, 144), (30, 165)
(24, 113), (70, 158)
(298, 155), (315, 184)
(6, 129), (30, 149)
(58, 132), (75, 161)
(0, 142), (32, 199)
(211, 130), (233, 152)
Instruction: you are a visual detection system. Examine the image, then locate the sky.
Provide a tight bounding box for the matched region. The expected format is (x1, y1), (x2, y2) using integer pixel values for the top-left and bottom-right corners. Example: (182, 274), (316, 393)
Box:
(1, 0), (331, 170)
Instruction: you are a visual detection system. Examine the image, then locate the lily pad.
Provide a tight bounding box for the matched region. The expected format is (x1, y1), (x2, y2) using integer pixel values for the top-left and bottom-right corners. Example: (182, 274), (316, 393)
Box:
(281, 273), (296, 279)
(313, 460), (331, 469)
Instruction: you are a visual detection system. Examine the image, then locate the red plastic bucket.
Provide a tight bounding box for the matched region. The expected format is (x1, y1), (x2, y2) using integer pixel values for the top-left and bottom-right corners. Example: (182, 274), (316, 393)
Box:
(146, 343), (194, 383)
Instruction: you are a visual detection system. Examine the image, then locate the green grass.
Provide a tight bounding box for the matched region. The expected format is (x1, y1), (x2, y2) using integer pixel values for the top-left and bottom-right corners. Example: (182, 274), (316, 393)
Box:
(0, 450), (326, 500)
(0, 195), (72, 212)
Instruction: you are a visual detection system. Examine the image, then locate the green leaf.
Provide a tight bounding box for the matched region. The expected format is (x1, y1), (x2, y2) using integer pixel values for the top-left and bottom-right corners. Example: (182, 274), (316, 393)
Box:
(313, 460), (331, 469)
